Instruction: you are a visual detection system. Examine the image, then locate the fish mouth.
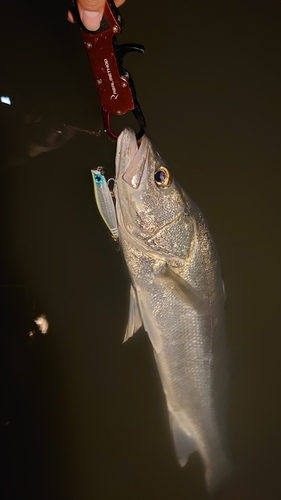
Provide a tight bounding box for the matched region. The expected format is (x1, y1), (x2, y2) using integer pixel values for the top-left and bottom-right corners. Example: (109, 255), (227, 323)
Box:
(115, 128), (149, 190)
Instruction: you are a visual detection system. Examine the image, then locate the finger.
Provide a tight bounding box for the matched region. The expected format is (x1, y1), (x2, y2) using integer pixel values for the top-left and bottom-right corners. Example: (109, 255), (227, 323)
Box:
(67, 0), (127, 31)
(114, 0), (126, 6)
(78, 0), (126, 10)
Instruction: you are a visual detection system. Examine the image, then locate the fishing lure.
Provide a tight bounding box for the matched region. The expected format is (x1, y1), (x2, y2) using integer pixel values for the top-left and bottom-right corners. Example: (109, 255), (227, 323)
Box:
(91, 168), (118, 241)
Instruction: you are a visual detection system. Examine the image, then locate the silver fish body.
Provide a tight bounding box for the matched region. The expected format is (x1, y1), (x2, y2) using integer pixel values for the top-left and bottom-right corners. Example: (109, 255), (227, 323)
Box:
(114, 128), (230, 491)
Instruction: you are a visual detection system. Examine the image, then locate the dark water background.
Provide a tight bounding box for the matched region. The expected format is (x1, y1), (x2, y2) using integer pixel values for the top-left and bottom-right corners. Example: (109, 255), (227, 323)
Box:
(0, 0), (281, 498)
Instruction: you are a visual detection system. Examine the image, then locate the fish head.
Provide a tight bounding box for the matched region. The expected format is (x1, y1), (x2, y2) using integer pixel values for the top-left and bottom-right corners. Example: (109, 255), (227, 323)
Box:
(114, 128), (195, 260)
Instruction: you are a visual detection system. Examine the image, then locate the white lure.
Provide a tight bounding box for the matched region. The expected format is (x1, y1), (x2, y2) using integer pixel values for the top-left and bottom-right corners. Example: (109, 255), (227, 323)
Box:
(91, 168), (118, 241)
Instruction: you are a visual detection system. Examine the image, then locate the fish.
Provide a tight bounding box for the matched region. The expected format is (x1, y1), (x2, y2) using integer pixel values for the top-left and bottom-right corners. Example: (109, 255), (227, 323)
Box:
(91, 168), (119, 241)
(113, 127), (231, 491)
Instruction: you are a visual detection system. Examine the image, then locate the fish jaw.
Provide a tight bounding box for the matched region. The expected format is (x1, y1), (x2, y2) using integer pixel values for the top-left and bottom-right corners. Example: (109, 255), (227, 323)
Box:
(115, 127), (139, 183)
(115, 127), (151, 190)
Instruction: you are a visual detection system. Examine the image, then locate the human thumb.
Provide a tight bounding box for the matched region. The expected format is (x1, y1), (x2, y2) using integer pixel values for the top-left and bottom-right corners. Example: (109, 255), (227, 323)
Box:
(77, 0), (105, 31)
(68, 1), (126, 31)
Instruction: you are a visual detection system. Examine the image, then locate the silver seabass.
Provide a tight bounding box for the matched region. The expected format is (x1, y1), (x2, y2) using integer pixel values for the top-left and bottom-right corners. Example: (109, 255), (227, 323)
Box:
(114, 128), (230, 491)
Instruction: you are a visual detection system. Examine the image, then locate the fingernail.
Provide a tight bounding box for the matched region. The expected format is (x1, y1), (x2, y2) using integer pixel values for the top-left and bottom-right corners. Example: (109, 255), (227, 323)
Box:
(80, 10), (102, 31)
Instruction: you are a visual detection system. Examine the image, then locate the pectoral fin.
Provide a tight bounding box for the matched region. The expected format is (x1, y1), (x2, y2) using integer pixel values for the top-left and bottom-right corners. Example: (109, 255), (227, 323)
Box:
(154, 265), (211, 316)
(124, 285), (163, 353)
(123, 285), (143, 343)
(169, 412), (197, 466)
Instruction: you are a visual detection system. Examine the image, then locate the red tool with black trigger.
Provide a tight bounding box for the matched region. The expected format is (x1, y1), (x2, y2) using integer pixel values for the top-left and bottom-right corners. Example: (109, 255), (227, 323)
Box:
(71, 0), (146, 140)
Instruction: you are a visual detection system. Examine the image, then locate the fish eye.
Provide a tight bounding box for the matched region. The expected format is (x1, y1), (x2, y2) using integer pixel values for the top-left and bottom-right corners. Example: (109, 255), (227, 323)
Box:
(154, 166), (172, 188)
